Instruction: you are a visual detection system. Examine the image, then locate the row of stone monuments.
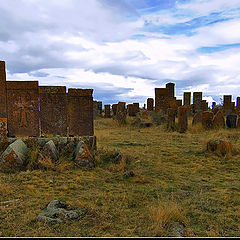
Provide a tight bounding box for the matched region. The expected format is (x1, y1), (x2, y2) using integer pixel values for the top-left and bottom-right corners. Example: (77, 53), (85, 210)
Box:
(0, 61), (94, 141)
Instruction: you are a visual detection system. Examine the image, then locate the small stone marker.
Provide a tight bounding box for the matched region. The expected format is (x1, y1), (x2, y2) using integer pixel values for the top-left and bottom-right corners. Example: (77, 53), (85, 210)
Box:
(128, 104), (136, 116)
(202, 111), (214, 129)
(75, 140), (94, 170)
(207, 139), (233, 157)
(178, 106), (188, 133)
(147, 98), (154, 111)
(112, 104), (118, 116)
(192, 112), (202, 126)
(42, 140), (58, 163)
(226, 114), (237, 128)
(213, 110), (225, 128)
(104, 105), (111, 118)
(0, 139), (28, 172)
(116, 102), (127, 124)
(167, 108), (176, 130)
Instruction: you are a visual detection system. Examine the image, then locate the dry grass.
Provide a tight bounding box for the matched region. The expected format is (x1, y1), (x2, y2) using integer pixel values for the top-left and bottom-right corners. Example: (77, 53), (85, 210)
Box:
(1, 115), (240, 237)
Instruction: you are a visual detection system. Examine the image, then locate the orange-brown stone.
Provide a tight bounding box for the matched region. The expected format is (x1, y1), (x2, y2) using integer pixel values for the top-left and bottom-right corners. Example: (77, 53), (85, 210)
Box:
(0, 61), (7, 118)
(178, 106), (188, 133)
(202, 111), (214, 129)
(213, 110), (225, 129)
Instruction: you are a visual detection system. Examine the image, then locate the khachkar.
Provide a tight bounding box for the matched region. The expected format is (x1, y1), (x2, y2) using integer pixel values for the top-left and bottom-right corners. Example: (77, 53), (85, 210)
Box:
(193, 92), (202, 113)
(39, 86), (68, 136)
(155, 88), (170, 114)
(147, 98), (154, 111)
(104, 105), (111, 118)
(184, 92), (191, 106)
(7, 81), (40, 137)
(0, 61), (7, 141)
(68, 89), (94, 136)
(223, 95), (235, 114)
(166, 82), (175, 99)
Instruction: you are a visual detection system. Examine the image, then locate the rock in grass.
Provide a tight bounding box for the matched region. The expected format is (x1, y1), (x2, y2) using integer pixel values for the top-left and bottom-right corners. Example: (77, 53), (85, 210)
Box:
(123, 170), (135, 179)
(75, 140), (95, 170)
(207, 139), (233, 157)
(36, 200), (87, 224)
(226, 114), (237, 128)
(0, 139), (28, 173)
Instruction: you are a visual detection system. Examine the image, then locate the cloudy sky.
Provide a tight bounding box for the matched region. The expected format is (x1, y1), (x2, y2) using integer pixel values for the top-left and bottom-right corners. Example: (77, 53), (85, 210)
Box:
(1, 0), (240, 106)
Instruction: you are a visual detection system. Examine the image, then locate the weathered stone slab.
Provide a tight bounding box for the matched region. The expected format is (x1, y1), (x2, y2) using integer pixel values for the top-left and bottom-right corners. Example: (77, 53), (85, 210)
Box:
(128, 104), (136, 117)
(116, 102), (126, 124)
(39, 86), (67, 136)
(166, 82), (175, 99)
(202, 111), (214, 129)
(237, 117), (240, 128)
(75, 140), (94, 170)
(192, 112), (202, 126)
(178, 106), (188, 133)
(112, 104), (118, 116)
(201, 100), (208, 111)
(207, 139), (233, 157)
(97, 101), (102, 115)
(0, 118), (7, 141)
(68, 89), (94, 136)
(104, 105), (111, 118)
(226, 114), (237, 128)
(93, 100), (98, 120)
(42, 140), (58, 162)
(177, 100), (182, 108)
(223, 95), (233, 114)
(213, 107), (220, 115)
(236, 97), (240, 113)
(0, 139), (28, 172)
(155, 88), (170, 114)
(133, 103), (140, 114)
(167, 108), (176, 130)
(147, 98), (154, 111)
(213, 110), (225, 129)
(0, 61), (7, 118)
(7, 81), (40, 137)
(193, 92), (202, 113)
(184, 92), (191, 106)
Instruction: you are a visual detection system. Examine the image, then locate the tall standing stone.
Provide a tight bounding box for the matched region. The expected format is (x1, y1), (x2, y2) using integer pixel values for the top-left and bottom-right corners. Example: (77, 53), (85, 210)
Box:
(112, 104), (118, 116)
(223, 95), (232, 114)
(201, 100), (208, 111)
(104, 105), (111, 118)
(213, 110), (225, 129)
(0, 118), (7, 142)
(68, 89), (94, 136)
(39, 86), (67, 136)
(193, 92), (202, 113)
(93, 100), (98, 120)
(178, 106), (188, 133)
(167, 108), (176, 130)
(177, 100), (182, 108)
(236, 97), (240, 113)
(0, 61), (7, 118)
(127, 104), (135, 117)
(97, 101), (103, 115)
(116, 102), (126, 124)
(202, 111), (214, 129)
(166, 83), (175, 99)
(184, 92), (191, 106)
(155, 88), (170, 114)
(192, 112), (202, 126)
(147, 98), (154, 111)
(133, 103), (140, 114)
(226, 114), (237, 128)
(7, 81), (40, 137)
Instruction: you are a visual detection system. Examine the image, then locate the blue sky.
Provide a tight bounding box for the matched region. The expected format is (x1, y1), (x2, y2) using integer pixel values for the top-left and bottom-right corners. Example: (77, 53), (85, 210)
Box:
(1, 0), (240, 105)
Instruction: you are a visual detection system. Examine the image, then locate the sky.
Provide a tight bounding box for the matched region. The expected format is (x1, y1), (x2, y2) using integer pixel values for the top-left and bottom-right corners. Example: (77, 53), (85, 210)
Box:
(1, 0), (240, 106)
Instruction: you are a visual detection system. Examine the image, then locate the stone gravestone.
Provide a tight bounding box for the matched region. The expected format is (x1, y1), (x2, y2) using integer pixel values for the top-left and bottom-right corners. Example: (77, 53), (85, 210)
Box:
(39, 86), (68, 136)
(193, 92), (202, 113)
(226, 114), (237, 128)
(167, 108), (176, 130)
(192, 112), (202, 126)
(184, 92), (191, 106)
(7, 81), (40, 137)
(177, 100), (182, 108)
(223, 95), (232, 115)
(213, 110), (225, 129)
(116, 102), (126, 124)
(147, 98), (154, 111)
(97, 101), (102, 115)
(201, 100), (208, 112)
(133, 103), (140, 114)
(104, 105), (111, 118)
(202, 111), (214, 129)
(93, 101), (98, 120)
(68, 89), (94, 136)
(0, 61), (7, 140)
(236, 97), (240, 114)
(128, 104), (136, 117)
(112, 104), (118, 116)
(178, 106), (188, 133)
(155, 88), (170, 114)
(237, 117), (240, 128)
(166, 82), (175, 99)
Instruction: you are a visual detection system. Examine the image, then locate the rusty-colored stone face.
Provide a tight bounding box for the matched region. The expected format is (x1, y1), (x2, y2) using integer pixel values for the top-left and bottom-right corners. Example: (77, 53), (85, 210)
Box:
(0, 118), (7, 141)
(193, 92), (202, 113)
(167, 108), (176, 130)
(0, 61), (7, 118)
(192, 112), (202, 126)
(133, 103), (140, 114)
(177, 100), (182, 108)
(147, 98), (154, 111)
(97, 101), (102, 114)
(178, 106), (188, 133)
(155, 88), (170, 113)
(67, 89), (94, 136)
(127, 104), (135, 116)
(39, 86), (67, 136)
(223, 95), (233, 114)
(184, 92), (191, 106)
(7, 81), (40, 137)
(112, 104), (118, 116)
(104, 105), (111, 118)
(202, 111), (214, 129)
(201, 100), (208, 112)
(213, 110), (225, 129)
(166, 83), (175, 99)
(116, 102), (126, 124)
(93, 100), (98, 120)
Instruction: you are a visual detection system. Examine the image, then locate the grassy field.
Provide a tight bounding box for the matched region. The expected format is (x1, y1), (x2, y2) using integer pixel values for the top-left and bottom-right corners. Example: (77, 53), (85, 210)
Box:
(1, 115), (240, 237)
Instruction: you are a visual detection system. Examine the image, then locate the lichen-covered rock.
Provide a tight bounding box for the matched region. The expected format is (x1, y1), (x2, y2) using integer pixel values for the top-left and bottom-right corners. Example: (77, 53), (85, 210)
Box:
(207, 139), (233, 157)
(213, 110), (225, 128)
(75, 140), (95, 170)
(226, 114), (237, 128)
(178, 106), (188, 133)
(0, 139), (28, 172)
(202, 111), (214, 129)
(36, 200), (87, 224)
(192, 112), (202, 126)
